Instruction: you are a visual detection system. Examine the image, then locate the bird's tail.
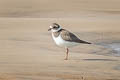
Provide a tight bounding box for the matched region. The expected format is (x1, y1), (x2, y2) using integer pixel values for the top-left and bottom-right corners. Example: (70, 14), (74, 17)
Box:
(83, 41), (92, 44)
(80, 40), (92, 44)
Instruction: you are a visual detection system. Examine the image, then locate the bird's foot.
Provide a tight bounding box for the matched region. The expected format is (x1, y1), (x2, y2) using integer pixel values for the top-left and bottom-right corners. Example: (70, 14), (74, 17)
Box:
(64, 58), (68, 60)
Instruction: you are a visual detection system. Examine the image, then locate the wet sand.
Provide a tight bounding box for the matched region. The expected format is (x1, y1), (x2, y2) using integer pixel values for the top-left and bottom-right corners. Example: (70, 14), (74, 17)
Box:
(0, 0), (120, 80)
(0, 18), (120, 80)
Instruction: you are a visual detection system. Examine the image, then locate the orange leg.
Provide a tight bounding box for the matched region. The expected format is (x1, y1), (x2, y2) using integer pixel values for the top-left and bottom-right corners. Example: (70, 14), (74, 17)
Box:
(64, 48), (69, 60)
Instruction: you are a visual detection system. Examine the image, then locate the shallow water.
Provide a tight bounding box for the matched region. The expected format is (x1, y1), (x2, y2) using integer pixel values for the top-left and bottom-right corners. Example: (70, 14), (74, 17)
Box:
(109, 43), (120, 52)
(101, 43), (120, 56)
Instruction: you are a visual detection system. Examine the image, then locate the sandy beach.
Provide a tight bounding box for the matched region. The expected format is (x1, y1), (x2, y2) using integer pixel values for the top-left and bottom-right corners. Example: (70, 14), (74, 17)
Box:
(0, 0), (120, 80)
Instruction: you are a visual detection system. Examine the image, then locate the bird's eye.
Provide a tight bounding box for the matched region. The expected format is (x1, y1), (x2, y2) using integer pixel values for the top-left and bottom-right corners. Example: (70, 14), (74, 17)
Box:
(53, 26), (56, 28)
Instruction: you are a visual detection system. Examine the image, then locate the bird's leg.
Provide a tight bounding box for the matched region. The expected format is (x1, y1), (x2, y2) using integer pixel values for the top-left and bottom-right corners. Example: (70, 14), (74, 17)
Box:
(64, 48), (69, 60)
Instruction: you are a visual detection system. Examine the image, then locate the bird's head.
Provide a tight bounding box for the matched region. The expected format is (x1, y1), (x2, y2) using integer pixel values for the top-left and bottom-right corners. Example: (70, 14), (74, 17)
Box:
(48, 23), (62, 32)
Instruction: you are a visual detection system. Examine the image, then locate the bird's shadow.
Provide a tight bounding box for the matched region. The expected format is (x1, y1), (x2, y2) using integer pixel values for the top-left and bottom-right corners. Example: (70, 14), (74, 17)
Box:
(83, 59), (118, 61)
(73, 58), (118, 61)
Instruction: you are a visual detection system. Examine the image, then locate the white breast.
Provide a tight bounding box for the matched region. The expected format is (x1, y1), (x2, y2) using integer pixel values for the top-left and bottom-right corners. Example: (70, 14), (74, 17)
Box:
(52, 33), (79, 48)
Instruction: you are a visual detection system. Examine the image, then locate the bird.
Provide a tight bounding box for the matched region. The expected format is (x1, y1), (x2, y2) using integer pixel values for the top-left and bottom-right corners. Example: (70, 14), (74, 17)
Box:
(48, 23), (91, 60)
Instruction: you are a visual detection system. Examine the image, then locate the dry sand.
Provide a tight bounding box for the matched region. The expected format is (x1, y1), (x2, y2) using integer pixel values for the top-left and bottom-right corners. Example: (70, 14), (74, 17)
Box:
(0, 0), (120, 80)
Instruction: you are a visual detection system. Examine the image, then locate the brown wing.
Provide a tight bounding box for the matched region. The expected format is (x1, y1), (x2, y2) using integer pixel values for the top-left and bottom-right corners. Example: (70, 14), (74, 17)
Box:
(61, 29), (91, 44)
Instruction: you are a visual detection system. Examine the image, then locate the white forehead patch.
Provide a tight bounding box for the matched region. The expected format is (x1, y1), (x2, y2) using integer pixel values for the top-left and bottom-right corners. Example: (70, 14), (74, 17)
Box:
(50, 26), (53, 28)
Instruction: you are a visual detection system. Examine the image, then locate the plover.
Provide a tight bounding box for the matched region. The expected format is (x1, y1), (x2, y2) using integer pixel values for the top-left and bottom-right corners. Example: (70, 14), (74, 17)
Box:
(48, 23), (91, 60)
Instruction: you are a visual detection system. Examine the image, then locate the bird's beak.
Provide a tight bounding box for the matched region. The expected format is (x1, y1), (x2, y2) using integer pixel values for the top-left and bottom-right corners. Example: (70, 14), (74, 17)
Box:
(48, 28), (52, 31)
